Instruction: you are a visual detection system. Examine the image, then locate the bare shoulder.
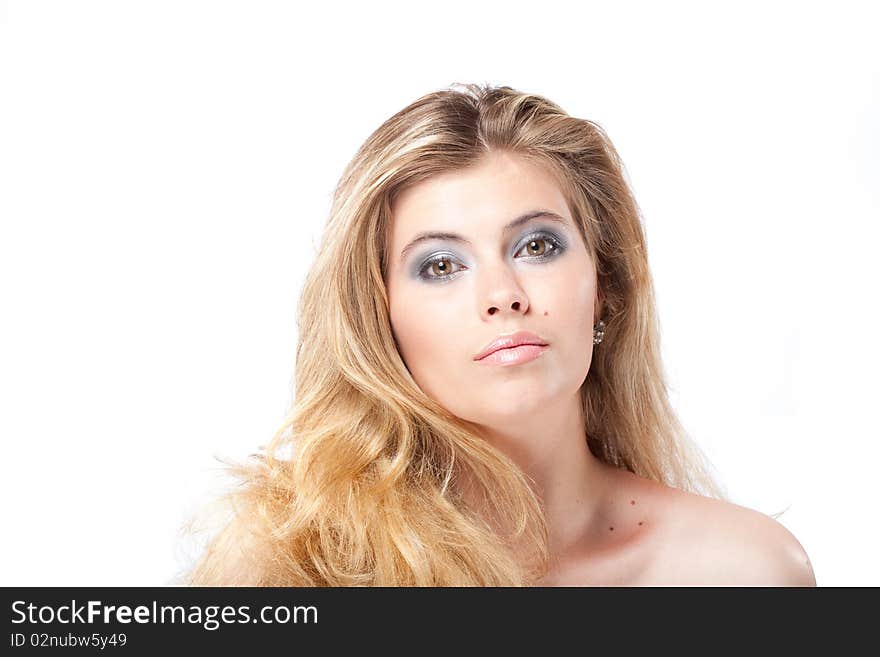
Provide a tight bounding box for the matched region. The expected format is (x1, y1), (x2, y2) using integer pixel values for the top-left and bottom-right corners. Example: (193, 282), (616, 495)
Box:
(648, 485), (817, 586)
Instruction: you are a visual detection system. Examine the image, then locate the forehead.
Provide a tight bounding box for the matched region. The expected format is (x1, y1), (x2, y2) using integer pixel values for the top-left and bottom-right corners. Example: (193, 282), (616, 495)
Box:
(389, 151), (571, 243)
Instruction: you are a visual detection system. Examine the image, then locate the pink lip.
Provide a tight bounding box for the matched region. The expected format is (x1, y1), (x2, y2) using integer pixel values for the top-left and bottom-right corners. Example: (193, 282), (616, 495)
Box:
(476, 343), (549, 366)
(473, 330), (549, 362)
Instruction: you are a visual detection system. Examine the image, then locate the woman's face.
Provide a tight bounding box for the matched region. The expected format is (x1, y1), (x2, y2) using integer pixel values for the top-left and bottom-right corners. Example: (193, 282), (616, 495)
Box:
(385, 150), (600, 428)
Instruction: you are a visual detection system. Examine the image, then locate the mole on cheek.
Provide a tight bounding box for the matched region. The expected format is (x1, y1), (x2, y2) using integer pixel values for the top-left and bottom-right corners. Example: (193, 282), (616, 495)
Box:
(543, 311), (548, 315)
(631, 500), (636, 505)
(638, 521), (644, 526)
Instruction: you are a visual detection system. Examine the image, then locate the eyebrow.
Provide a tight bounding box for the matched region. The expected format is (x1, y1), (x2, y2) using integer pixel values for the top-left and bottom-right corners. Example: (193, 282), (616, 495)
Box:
(399, 210), (569, 262)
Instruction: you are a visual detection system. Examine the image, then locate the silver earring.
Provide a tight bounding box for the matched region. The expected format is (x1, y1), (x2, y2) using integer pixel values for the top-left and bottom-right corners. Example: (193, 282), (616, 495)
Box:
(593, 319), (606, 345)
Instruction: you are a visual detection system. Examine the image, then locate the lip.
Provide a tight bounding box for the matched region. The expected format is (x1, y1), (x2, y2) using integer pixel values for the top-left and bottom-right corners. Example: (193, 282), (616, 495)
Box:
(476, 343), (549, 366)
(473, 330), (549, 361)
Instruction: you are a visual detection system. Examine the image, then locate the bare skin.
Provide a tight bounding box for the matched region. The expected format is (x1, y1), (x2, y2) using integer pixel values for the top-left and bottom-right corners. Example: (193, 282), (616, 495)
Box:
(535, 463), (817, 586)
(385, 150), (816, 587)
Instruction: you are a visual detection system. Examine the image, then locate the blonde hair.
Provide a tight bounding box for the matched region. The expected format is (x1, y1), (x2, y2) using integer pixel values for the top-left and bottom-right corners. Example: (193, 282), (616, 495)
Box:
(180, 82), (727, 587)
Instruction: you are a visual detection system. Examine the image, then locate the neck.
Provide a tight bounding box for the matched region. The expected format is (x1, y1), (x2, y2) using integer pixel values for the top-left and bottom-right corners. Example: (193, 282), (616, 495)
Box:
(467, 393), (611, 564)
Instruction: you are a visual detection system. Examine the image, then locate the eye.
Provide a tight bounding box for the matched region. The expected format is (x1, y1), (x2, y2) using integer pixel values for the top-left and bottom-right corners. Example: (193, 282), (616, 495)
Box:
(418, 254), (463, 281)
(517, 236), (555, 258)
(416, 232), (565, 282)
(516, 232), (564, 260)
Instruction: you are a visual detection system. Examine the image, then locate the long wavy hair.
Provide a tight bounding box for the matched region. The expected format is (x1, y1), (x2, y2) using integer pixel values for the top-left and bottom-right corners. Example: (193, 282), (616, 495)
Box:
(179, 82), (728, 586)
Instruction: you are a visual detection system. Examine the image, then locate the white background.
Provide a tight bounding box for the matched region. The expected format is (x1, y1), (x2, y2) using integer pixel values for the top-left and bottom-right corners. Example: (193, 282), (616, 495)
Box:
(1, 0), (877, 586)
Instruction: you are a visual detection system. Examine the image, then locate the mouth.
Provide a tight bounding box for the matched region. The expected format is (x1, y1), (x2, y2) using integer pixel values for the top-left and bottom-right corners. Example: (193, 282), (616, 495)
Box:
(473, 330), (549, 362)
(474, 343), (549, 366)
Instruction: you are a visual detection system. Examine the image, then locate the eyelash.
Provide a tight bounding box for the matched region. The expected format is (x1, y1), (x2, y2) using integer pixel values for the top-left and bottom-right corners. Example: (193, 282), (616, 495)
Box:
(417, 232), (565, 282)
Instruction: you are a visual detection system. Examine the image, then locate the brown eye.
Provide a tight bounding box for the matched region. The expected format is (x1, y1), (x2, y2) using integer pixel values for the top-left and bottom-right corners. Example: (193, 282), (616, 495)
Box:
(418, 254), (463, 281)
(524, 238), (548, 257)
(430, 258), (452, 277)
(516, 233), (564, 260)
(418, 234), (563, 283)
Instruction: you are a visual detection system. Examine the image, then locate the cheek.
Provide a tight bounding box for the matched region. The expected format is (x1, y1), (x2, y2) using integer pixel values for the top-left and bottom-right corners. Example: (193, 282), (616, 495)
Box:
(545, 263), (596, 331)
(569, 277), (597, 333)
(389, 285), (464, 377)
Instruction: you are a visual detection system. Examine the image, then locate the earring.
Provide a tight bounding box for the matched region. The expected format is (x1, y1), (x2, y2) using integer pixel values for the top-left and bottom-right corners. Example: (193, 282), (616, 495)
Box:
(593, 319), (606, 345)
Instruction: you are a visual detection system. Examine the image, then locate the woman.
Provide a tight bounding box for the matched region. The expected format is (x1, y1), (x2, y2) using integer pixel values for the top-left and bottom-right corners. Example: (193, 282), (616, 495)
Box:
(183, 83), (816, 586)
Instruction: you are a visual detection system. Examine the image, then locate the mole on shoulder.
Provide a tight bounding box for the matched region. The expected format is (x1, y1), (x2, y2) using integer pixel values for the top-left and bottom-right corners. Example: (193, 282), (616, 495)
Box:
(638, 521), (644, 526)
(630, 499), (636, 505)
(544, 310), (548, 315)
(609, 526), (614, 531)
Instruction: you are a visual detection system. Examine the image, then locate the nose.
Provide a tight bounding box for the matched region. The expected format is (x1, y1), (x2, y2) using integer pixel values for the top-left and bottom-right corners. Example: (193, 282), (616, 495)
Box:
(479, 265), (529, 318)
